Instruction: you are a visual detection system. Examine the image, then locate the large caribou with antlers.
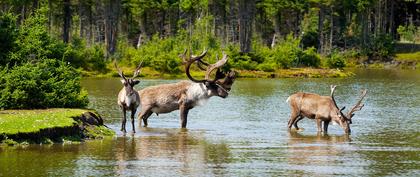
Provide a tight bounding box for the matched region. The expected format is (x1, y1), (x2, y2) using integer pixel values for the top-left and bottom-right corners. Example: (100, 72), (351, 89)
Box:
(115, 62), (143, 133)
(137, 50), (236, 128)
(286, 85), (367, 134)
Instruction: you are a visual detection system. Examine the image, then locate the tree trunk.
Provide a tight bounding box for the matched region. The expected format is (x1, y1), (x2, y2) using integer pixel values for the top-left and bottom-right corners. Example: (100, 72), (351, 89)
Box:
(105, 0), (120, 57)
(227, 0), (238, 44)
(272, 11), (281, 48)
(238, 0), (254, 53)
(329, 6), (334, 53)
(63, 0), (71, 43)
(137, 11), (147, 48)
(318, 6), (325, 54)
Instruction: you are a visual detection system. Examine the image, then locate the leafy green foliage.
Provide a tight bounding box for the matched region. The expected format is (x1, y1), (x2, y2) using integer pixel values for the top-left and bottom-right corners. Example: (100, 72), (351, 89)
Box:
(8, 8), (67, 65)
(0, 59), (89, 109)
(326, 50), (346, 68)
(301, 31), (319, 49)
(397, 24), (420, 43)
(0, 12), (18, 65)
(63, 37), (107, 72)
(363, 34), (395, 60)
(298, 47), (321, 67)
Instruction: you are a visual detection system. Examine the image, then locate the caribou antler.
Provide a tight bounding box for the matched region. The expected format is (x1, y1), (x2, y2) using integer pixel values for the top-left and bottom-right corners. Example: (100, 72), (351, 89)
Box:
(330, 85), (344, 111)
(185, 51), (229, 84)
(346, 89), (368, 119)
(132, 61), (143, 78)
(181, 48), (207, 63)
(330, 85), (337, 97)
(114, 61), (127, 81)
(185, 49), (208, 83)
(205, 53), (228, 82)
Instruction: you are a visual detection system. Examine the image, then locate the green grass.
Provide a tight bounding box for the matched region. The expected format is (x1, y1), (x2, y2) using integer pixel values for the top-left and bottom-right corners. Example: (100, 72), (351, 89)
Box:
(82, 64), (353, 79)
(0, 109), (87, 135)
(395, 52), (420, 62)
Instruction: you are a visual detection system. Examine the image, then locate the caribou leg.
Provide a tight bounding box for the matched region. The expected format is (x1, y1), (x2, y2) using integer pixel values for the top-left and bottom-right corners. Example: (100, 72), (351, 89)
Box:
(323, 120), (330, 133)
(293, 116), (304, 130)
(287, 112), (300, 130)
(121, 107), (127, 133)
(131, 108), (137, 133)
(179, 103), (190, 128)
(142, 111), (153, 127)
(316, 118), (322, 132)
(138, 107), (153, 127)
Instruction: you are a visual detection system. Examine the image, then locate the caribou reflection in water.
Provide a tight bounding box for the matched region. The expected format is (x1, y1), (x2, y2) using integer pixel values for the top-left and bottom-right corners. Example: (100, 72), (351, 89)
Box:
(285, 131), (352, 175)
(112, 128), (232, 176)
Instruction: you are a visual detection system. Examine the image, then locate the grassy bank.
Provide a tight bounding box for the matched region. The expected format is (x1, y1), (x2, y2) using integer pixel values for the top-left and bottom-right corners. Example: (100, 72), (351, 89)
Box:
(395, 52), (420, 69)
(0, 109), (114, 145)
(82, 63), (353, 79)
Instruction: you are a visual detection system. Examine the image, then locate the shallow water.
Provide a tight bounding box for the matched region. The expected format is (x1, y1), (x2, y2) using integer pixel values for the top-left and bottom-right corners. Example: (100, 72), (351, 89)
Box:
(1, 69), (419, 176)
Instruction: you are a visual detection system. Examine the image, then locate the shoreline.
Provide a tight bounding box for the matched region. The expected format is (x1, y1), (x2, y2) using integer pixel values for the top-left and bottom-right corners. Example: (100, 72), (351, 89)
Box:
(82, 67), (355, 79)
(0, 109), (115, 145)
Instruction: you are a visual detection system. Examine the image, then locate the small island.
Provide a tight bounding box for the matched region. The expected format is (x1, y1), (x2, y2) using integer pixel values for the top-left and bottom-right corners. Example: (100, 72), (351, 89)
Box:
(0, 109), (114, 145)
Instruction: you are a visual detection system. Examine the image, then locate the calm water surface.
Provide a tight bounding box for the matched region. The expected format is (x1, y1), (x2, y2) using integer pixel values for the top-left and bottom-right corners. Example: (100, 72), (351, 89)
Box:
(1, 69), (419, 176)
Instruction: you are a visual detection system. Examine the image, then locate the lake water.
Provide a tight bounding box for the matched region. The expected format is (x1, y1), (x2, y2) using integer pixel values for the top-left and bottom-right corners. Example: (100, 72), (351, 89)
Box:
(1, 69), (419, 176)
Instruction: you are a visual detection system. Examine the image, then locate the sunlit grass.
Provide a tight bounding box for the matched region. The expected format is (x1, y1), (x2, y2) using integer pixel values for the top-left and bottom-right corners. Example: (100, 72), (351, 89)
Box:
(82, 64), (352, 79)
(0, 109), (87, 134)
(395, 52), (420, 61)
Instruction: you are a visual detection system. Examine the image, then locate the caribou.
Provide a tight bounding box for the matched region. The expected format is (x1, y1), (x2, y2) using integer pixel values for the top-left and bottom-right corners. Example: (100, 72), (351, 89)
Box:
(116, 62), (143, 133)
(286, 85), (367, 134)
(137, 50), (236, 128)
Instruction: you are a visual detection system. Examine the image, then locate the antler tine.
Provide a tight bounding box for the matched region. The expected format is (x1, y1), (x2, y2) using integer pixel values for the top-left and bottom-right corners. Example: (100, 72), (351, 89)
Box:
(195, 52), (212, 70)
(347, 89), (368, 119)
(184, 49), (208, 83)
(132, 61), (143, 78)
(190, 49), (208, 61)
(114, 61), (127, 81)
(180, 49), (188, 64)
(330, 85), (337, 97)
(205, 52), (228, 81)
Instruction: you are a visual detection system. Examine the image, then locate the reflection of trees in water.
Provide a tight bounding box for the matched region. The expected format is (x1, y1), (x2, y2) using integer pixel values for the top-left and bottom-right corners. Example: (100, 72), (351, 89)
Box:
(0, 144), (82, 176)
(112, 128), (231, 176)
(356, 132), (420, 176)
(286, 132), (351, 175)
(234, 79), (281, 97)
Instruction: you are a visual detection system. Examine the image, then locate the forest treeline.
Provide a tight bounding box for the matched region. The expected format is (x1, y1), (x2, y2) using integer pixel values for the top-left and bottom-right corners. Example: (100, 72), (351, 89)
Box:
(0, 0), (419, 72)
(0, 0), (419, 109)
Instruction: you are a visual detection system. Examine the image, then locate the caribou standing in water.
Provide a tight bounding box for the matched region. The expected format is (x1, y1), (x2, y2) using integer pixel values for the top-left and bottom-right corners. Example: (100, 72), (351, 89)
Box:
(286, 85), (367, 134)
(116, 62), (143, 133)
(137, 50), (236, 128)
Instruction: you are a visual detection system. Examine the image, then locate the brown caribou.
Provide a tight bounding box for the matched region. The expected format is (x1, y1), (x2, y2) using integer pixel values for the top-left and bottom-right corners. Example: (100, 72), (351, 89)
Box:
(116, 62), (143, 133)
(137, 50), (236, 128)
(286, 85), (367, 134)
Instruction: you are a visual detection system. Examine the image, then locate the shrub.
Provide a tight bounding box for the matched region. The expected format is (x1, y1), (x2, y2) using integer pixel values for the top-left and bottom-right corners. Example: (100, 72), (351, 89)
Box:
(301, 31), (319, 49)
(269, 34), (301, 69)
(297, 47), (321, 67)
(362, 34), (395, 60)
(0, 59), (89, 109)
(9, 8), (66, 65)
(227, 46), (259, 70)
(63, 37), (107, 72)
(256, 62), (276, 72)
(326, 51), (346, 68)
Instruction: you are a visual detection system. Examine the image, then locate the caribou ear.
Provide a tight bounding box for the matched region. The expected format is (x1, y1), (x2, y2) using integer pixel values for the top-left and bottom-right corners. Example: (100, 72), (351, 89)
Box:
(132, 80), (140, 85)
(120, 79), (126, 84)
(340, 106), (346, 111)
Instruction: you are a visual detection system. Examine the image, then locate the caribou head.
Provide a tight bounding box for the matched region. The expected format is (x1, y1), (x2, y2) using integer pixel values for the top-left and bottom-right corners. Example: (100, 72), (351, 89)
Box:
(330, 85), (368, 133)
(182, 50), (236, 98)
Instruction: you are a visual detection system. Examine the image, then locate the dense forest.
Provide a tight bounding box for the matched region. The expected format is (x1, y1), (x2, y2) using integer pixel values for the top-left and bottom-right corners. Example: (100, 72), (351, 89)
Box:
(0, 0), (419, 72)
(0, 0), (419, 109)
